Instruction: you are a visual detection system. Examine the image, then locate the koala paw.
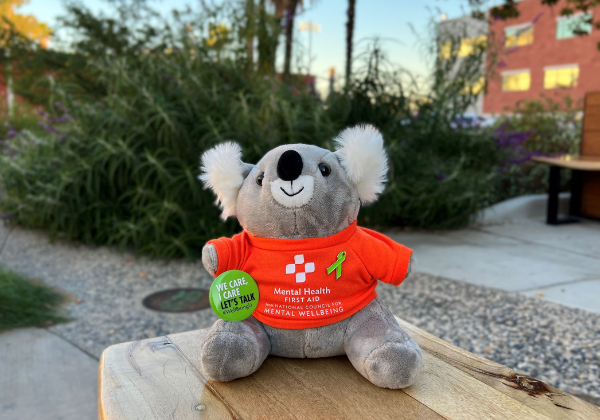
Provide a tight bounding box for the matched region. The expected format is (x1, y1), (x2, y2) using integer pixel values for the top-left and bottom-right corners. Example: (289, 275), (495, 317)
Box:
(202, 244), (218, 275)
(201, 319), (270, 382)
(363, 341), (423, 389)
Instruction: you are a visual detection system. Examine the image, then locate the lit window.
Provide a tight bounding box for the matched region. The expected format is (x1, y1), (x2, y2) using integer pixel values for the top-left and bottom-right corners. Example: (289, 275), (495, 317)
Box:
(502, 70), (531, 92)
(439, 36), (487, 60)
(544, 65), (579, 89)
(556, 14), (593, 39)
(505, 24), (534, 47)
(458, 35), (487, 57)
(460, 77), (486, 95)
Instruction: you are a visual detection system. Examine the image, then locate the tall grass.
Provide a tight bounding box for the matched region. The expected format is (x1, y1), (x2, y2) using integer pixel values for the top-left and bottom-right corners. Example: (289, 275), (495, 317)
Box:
(0, 266), (68, 331)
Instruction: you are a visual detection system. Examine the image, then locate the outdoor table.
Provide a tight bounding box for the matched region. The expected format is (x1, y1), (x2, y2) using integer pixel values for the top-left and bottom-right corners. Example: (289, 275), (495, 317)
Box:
(98, 317), (600, 419)
(532, 155), (600, 225)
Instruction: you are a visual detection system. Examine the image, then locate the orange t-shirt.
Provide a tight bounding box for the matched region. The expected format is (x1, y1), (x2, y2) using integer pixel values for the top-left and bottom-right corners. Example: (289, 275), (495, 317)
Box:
(208, 221), (412, 329)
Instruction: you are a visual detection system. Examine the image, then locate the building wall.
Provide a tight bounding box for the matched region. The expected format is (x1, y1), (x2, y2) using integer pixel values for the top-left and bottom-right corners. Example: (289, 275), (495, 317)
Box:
(484, 0), (600, 114)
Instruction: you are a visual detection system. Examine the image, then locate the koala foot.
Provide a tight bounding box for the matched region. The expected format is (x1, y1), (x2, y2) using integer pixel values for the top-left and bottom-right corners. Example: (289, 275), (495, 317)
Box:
(344, 299), (423, 389)
(201, 317), (270, 382)
(360, 341), (423, 389)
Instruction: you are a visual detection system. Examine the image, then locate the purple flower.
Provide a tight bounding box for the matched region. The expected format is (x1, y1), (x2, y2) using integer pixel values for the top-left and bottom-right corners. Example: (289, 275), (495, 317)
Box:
(435, 172), (447, 180)
(54, 102), (70, 113)
(49, 114), (71, 124)
(1, 213), (13, 220)
(492, 123), (561, 167)
(38, 122), (62, 135)
(5, 125), (18, 139)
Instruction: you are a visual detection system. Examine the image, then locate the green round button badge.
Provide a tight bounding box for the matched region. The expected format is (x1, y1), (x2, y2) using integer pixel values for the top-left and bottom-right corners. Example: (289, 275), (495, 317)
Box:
(209, 270), (259, 321)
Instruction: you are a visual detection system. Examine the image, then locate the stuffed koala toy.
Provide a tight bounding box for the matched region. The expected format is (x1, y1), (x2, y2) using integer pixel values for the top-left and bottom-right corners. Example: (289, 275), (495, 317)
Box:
(199, 125), (422, 389)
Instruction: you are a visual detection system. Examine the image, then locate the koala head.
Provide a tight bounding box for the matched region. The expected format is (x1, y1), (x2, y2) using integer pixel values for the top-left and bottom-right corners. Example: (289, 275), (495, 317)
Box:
(199, 125), (388, 239)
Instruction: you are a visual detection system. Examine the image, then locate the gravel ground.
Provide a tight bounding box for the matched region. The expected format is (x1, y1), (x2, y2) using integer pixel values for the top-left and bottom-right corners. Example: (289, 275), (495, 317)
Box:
(0, 224), (598, 404)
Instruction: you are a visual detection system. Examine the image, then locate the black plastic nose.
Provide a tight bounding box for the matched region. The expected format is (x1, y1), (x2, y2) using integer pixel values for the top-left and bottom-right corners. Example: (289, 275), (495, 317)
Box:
(277, 150), (303, 181)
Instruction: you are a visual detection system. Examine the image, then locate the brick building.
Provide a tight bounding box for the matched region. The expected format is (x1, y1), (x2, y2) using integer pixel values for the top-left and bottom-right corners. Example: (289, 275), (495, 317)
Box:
(484, 0), (600, 114)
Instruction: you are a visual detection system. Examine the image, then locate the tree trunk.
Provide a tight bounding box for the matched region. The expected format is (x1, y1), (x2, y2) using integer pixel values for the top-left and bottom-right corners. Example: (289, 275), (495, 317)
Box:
(283, 0), (299, 82)
(246, 0), (255, 70)
(258, 0), (280, 75)
(345, 0), (356, 88)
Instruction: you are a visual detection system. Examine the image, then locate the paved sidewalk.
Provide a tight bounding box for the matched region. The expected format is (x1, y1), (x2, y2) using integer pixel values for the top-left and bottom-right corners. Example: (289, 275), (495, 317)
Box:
(386, 194), (600, 313)
(0, 328), (98, 420)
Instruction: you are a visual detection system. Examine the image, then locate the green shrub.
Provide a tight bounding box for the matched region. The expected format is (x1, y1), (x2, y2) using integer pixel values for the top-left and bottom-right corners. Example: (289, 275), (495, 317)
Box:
(0, 102), (46, 139)
(0, 2), (505, 258)
(491, 95), (581, 202)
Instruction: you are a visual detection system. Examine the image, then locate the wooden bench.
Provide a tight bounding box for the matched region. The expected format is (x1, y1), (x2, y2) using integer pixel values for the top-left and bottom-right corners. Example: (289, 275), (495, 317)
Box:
(98, 317), (600, 419)
(532, 91), (600, 224)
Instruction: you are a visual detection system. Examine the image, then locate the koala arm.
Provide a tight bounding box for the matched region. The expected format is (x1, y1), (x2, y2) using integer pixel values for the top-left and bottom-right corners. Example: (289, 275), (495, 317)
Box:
(202, 244), (219, 275)
(405, 255), (413, 279)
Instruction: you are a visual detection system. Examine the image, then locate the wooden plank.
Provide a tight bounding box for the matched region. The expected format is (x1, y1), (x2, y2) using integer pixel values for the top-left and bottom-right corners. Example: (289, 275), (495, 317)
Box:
(404, 352), (552, 420)
(531, 155), (600, 170)
(583, 107), (600, 131)
(99, 320), (600, 420)
(172, 326), (574, 420)
(583, 92), (600, 155)
(585, 91), (600, 106)
(395, 317), (600, 420)
(98, 335), (234, 420)
(582, 172), (600, 219)
(582, 132), (600, 156)
(170, 332), (444, 420)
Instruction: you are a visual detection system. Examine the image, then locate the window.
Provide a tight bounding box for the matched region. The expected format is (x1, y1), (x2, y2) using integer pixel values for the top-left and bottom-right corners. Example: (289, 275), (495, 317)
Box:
(505, 24), (534, 47)
(502, 70), (531, 92)
(460, 77), (486, 95)
(439, 35), (487, 59)
(544, 65), (579, 89)
(439, 41), (452, 60)
(556, 14), (593, 39)
(458, 35), (487, 57)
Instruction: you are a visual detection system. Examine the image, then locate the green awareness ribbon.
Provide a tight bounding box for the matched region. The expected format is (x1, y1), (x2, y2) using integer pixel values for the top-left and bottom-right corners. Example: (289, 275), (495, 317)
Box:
(327, 251), (347, 280)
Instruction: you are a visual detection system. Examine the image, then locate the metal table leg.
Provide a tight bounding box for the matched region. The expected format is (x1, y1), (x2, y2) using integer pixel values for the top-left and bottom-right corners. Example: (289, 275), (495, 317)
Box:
(546, 166), (581, 225)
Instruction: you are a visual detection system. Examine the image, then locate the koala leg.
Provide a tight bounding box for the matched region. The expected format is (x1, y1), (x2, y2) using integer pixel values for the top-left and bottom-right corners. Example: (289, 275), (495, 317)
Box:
(201, 316), (270, 382)
(344, 298), (423, 389)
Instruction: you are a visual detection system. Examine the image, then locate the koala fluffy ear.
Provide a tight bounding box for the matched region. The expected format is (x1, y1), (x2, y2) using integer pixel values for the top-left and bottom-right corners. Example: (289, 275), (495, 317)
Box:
(334, 125), (388, 204)
(199, 142), (253, 220)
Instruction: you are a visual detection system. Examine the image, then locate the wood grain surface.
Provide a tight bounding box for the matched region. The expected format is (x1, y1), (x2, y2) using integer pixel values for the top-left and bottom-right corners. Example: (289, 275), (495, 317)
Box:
(99, 318), (600, 420)
(531, 155), (600, 171)
(583, 92), (600, 156)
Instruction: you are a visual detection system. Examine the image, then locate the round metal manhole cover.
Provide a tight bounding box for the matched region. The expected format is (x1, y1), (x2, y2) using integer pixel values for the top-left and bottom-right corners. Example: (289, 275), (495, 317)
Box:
(142, 288), (211, 313)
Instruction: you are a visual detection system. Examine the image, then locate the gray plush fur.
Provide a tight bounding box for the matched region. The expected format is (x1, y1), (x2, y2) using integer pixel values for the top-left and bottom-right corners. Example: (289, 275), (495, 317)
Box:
(201, 299), (422, 388)
(236, 144), (360, 239)
(199, 132), (422, 389)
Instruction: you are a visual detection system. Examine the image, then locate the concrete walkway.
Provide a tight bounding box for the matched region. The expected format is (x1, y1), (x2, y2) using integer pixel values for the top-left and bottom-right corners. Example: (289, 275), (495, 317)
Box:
(387, 194), (600, 313)
(0, 328), (98, 420)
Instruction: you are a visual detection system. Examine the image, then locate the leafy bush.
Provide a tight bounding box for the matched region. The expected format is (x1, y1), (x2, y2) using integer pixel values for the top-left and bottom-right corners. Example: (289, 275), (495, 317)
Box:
(491, 95), (581, 202)
(0, 1), (505, 258)
(0, 101), (46, 140)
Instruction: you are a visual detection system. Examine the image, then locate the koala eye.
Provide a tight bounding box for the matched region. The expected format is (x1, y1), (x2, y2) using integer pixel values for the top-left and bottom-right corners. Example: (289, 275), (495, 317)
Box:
(318, 163), (331, 177)
(256, 173), (265, 186)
